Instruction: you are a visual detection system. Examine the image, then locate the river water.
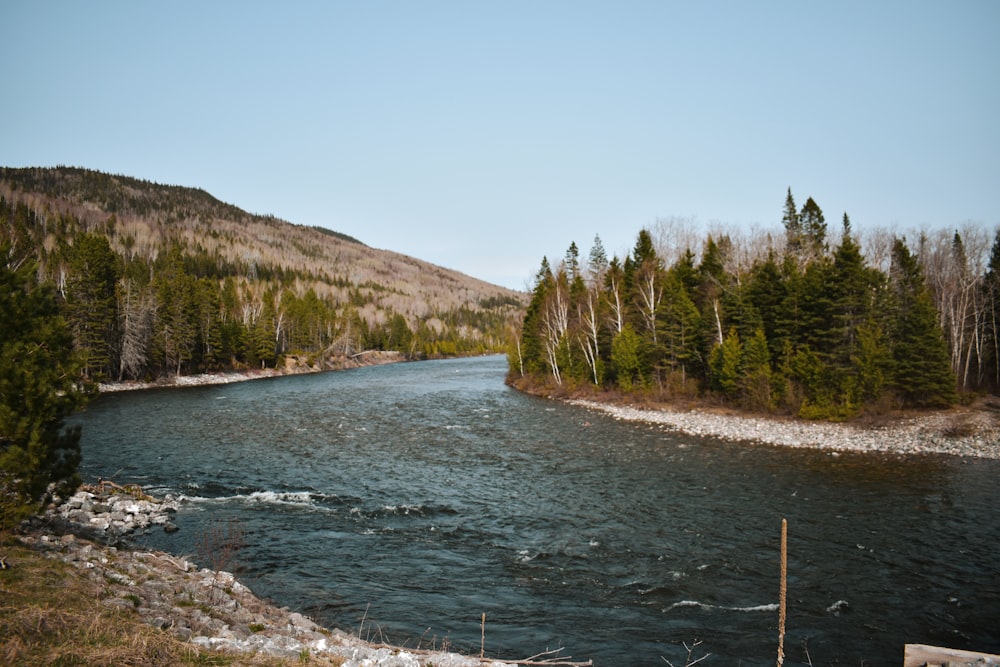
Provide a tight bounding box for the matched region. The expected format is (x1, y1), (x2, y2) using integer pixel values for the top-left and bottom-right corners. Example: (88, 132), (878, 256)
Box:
(70, 356), (1000, 666)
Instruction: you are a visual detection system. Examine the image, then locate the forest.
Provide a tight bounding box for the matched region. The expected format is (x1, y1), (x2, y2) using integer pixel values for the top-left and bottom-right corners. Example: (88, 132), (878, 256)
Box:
(0, 167), (524, 381)
(510, 190), (1000, 419)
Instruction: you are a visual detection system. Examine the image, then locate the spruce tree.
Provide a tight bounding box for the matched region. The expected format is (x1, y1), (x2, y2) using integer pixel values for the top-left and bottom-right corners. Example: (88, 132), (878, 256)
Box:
(983, 230), (1000, 390)
(799, 197), (828, 261)
(62, 233), (120, 379)
(740, 328), (773, 411)
(587, 234), (609, 287)
(657, 270), (702, 384)
(746, 251), (788, 360)
(887, 239), (957, 407)
(515, 257), (553, 377)
(828, 214), (884, 407)
(781, 188), (801, 258)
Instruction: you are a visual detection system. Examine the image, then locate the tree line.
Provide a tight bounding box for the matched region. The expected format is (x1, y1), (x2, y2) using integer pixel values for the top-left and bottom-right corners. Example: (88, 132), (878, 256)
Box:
(1, 196), (519, 382)
(510, 190), (1000, 419)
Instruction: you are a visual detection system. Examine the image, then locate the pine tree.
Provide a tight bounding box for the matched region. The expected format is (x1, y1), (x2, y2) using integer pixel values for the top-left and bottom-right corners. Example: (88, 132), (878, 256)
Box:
(1, 250), (90, 523)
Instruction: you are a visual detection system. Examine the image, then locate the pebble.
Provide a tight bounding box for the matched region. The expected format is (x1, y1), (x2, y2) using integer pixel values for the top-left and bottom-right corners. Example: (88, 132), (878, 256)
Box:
(20, 487), (517, 667)
(567, 400), (1000, 459)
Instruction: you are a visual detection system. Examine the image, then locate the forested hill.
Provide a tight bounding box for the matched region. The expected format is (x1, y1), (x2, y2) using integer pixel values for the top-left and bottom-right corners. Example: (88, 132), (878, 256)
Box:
(0, 166), (525, 381)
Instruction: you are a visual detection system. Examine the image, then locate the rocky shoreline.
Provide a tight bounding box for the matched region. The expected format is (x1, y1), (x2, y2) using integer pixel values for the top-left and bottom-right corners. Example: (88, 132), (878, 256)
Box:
(567, 398), (1000, 459)
(18, 484), (537, 667)
(98, 350), (408, 393)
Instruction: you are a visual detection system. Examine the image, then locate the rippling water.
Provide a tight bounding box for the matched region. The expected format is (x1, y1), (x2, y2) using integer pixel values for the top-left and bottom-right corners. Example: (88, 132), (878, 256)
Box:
(70, 356), (1000, 666)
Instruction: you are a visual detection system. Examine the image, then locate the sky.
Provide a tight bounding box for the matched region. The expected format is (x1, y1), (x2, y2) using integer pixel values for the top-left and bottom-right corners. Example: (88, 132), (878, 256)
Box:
(2, 1), (998, 290)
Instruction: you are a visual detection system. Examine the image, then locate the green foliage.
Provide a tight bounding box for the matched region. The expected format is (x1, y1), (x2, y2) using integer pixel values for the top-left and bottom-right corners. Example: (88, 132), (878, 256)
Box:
(709, 329), (742, 396)
(1, 250), (90, 524)
(62, 233), (121, 379)
(983, 229), (1000, 391)
(511, 193), (967, 421)
(887, 239), (957, 407)
(611, 324), (643, 391)
(740, 328), (773, 411)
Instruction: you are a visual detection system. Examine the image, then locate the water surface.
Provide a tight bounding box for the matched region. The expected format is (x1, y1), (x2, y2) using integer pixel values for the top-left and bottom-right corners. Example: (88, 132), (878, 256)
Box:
(72, 356), (1000, 666)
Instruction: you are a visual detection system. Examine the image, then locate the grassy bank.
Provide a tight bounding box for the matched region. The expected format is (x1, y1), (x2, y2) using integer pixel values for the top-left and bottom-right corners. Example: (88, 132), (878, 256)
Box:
(0, 535), (343, 667)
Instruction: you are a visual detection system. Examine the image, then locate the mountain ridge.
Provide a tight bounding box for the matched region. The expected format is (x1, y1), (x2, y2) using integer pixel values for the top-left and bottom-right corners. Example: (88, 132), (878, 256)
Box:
(1, 165), (524, 380)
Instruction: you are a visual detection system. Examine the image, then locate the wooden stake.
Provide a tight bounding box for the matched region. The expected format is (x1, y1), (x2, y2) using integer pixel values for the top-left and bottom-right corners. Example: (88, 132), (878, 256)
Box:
(777, 517), (787, 667)
(481, 612), (486, 658)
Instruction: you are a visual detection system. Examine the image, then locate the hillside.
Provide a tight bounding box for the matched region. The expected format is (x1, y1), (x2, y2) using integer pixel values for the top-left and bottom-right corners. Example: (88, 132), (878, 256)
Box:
(1, 166), (525, 380)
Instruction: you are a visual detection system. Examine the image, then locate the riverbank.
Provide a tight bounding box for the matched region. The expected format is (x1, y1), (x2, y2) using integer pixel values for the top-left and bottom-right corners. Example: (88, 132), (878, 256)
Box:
(5, 485), (583, 667)
(98, 351), (408, 393)
(566, 397), (1000, 459)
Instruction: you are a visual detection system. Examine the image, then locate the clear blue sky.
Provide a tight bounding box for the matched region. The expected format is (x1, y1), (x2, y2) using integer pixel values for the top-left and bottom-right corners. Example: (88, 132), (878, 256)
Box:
(3, 1), (997, 290)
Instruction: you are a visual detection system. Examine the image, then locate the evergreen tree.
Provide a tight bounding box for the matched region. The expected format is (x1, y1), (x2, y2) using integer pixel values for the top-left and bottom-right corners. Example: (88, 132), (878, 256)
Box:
(709, 328), (742, 396)
(1, 250), (89, 523)
(746, 250), (788, 359)
(796, 257), (835, 354)
(516, 257), (554, 377)
(611, 323), (643, 391)
(564, 241), (581, 285)
(827, 214), (884, 407)
(62, 233), (120, 379)
(587, 234), (609, 287)
(153, 247), (199, 375)
(799, 197), (828, 261)
(656, 269), (702, 388)
(740, 328), (773, 411)
(781, 188), (801, 258)
(695, 235), (731, 363)
(387, 312), (414, 354)
(983, 229), (1000, 390)
(887, 238), (956, 407)
(632, 228), (657, 267)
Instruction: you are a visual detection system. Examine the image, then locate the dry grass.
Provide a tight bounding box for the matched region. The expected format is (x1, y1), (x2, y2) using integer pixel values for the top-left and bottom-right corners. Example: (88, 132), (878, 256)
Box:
(0, 538), (344, 667)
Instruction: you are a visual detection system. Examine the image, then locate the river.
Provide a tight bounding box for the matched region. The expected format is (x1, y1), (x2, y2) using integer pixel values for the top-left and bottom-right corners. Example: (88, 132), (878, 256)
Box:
(70, 355), (1000, 666)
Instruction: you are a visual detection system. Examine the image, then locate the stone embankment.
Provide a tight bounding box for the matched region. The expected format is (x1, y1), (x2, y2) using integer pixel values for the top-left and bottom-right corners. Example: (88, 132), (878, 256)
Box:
(568, 399), (1000, 459)
(19, 485), (534, 667)
(42, 481), (181, 537)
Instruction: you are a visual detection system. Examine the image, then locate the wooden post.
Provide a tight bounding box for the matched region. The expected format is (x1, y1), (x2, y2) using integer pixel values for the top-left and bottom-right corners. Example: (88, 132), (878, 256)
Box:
(777, 518), (787, 667)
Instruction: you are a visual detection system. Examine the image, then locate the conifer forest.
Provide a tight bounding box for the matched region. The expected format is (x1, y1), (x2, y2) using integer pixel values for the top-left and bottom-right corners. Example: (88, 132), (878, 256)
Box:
(511, 190), (1000, 419)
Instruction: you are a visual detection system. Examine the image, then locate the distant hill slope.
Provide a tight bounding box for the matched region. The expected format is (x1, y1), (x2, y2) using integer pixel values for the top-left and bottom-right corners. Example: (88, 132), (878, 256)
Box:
(1, 166), (525, 380)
